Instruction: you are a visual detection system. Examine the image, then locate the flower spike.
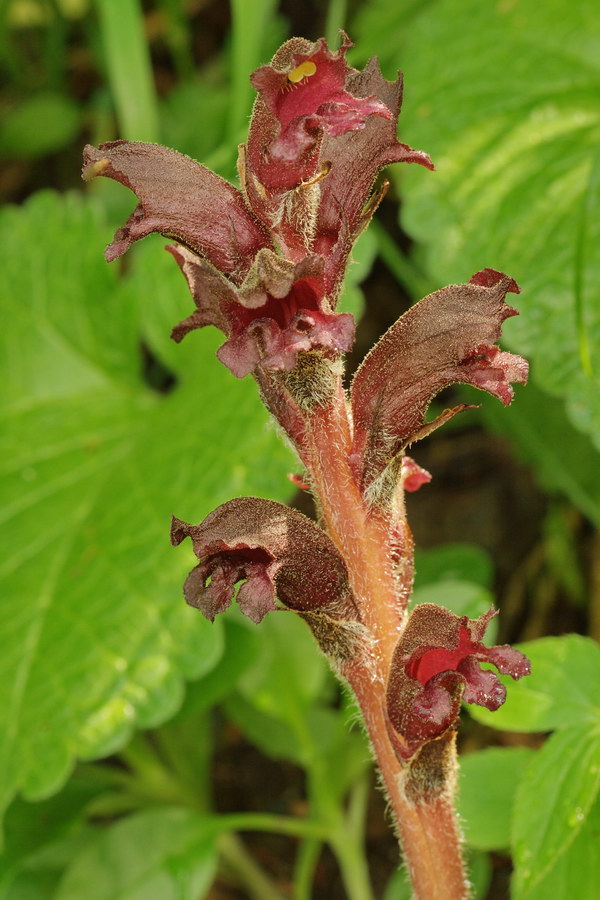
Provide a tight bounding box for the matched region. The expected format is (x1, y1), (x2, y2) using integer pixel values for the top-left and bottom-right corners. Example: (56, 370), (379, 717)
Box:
(85, 35), (532, 897)
(83, 37), (430, 382)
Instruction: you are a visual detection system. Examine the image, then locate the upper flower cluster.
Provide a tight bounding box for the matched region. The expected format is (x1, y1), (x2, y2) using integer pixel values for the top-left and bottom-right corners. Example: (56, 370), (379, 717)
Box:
(83, 35), (531, 761)
(83, 35), (432, 378)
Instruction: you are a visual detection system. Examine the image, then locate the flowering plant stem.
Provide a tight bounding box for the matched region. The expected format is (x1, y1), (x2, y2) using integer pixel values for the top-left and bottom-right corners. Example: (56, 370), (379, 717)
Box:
(303, 382), (466, 899)
(84, 31), (532, 898)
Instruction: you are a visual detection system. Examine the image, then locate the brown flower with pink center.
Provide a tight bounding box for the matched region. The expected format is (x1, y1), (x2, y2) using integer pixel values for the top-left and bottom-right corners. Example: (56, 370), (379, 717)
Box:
(387, 605), (531, 759)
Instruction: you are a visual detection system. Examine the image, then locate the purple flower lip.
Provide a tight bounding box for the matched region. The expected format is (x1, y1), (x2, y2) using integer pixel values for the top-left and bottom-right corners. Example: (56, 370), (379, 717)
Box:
(387, 605), (531, 759)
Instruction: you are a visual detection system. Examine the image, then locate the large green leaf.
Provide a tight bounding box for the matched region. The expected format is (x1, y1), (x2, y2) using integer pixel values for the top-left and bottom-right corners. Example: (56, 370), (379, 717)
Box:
(358, 0), (600, 449)
(512, 725), (600, 897)
(0, 772), (103, 898)
(479, 383), (600, 527)
(0, 191), (294, 820)
(512, 796), (600, 900)
(458, 747), (536, 851)
(224, 611), (331, 765)
(55, 808), (216, 900)
(468, 635), (600, 733)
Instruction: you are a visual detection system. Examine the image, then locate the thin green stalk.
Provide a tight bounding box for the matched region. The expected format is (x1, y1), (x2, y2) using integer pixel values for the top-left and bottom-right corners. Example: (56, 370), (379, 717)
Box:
(347, 775), (370, 845)
(304, 748), (373, 899)
(573, 141), (600, 376)
(0, 0), (24, 84)
(325, 0), (347, 47)
(328, 778), (373, 900)
(228, 0), (278, 144)
(330, 829), (375, 900)
(94, 0), (160, 141)
(371, 218), (434, 300)
(212, 812), (329, 840)
(219, 832), (286, 900)
(43, 0), (69, 90)
(152, 713), (213, 812)
(293, 838), (322, 900)
(117, 733), (194, 807)
(154, 0), (194, 80)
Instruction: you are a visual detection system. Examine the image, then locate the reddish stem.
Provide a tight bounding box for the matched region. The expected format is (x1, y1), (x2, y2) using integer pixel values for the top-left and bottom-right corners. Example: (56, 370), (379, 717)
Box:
(302, 385), (468, 900)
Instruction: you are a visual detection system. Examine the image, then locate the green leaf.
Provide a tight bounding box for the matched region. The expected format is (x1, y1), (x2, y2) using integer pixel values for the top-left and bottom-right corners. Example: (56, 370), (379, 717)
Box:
(512, 795), (600, 900)
(0, 828), (95, 900)
(479, 382), (600, 527)
(175, 619), (261, 719)
(224, 690), (306, 763)
(351, 0), (436, 69)
(237, 612), (329, 717)
(0, 93), (82, 158)
(459, 747), (536, 851)
(0, 773), (102, 898)
(468, 635), (600, 732)
(512, 725), (600, 896)
(361, 0), (600, 450)
(0, 191), (294, 821)
(224, 612), (332, 766)
(414, 543), (493, 590)
(55, 808), (217, 900)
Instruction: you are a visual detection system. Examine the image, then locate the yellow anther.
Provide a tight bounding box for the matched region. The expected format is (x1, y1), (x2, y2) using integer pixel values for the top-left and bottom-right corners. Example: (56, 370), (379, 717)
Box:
(287, 60), (317, 84)
(82, 158), (111, 181)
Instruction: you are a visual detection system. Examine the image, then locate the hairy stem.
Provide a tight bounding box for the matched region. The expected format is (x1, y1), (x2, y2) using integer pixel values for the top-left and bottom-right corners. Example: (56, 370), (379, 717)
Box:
(301, 385), (467, 900)
(347, 665), (466, 900)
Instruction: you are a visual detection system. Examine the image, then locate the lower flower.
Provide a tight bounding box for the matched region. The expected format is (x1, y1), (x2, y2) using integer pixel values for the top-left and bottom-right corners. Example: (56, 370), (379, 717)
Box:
(386, 604), (530, 759)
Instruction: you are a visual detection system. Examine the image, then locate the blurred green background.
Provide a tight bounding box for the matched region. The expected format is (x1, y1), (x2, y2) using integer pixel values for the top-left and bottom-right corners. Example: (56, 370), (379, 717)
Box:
(1, 1), (599, 897)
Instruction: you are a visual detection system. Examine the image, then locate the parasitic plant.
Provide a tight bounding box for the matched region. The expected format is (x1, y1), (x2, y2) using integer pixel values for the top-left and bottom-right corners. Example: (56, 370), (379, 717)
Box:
(83, 35), (530, 899)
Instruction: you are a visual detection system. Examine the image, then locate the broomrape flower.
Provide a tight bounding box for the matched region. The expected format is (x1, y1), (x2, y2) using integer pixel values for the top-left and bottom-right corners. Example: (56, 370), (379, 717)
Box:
(84, 34), (531, 897)
(83, 31), (529, 750)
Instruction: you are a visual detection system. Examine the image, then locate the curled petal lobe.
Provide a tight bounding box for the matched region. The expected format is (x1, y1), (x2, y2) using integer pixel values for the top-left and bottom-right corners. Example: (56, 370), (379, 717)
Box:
(401, 456), (432, 492)
(350, 270), (528, 497)
(460, 345), (529, 405)
(166, 244), (235, 341)
(387, 604), (530, 758)
(82, 141), (269, 280)
(171, 497), (358, 625)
